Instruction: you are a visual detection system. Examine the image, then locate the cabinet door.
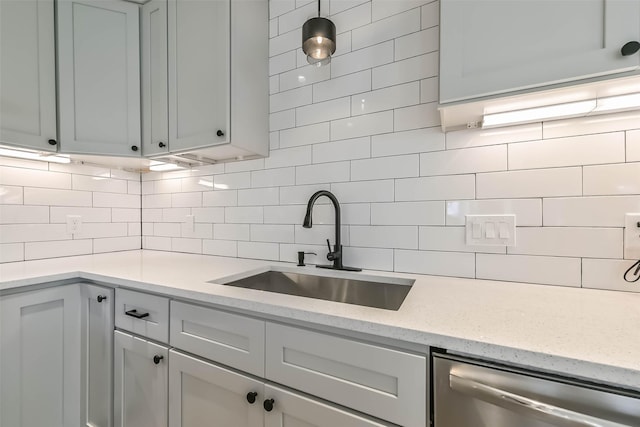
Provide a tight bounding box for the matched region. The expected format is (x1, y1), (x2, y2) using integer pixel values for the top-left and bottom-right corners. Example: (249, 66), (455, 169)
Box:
(168, 350), (263, 427)
(141, 0), (169, 156)
(80, 285), (114, 427)
(114, 330), (168, 427)
(0, 0), (57, 151)
(440, 0), (640, 104)
(57, 0), (141, 156)
(168, 0), (230, 152)
(263, 385), (389, 427)
(0, 285), (81, 427)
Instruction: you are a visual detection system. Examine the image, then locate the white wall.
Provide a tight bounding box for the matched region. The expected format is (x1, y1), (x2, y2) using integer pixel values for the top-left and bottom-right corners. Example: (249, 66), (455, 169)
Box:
(0, 156), (141, 261)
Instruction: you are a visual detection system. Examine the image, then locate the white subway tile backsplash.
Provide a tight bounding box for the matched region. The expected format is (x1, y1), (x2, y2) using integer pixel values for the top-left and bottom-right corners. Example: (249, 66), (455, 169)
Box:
(313, 70), (371, 103)
(371, 128), (444, 157)
(0, 243), (24, 263)
(280, 123), (330, 148)
(75, 223), (128, 239)
(0, 224), (68, 243)
(343, 246), (394, 270)
(351, 82), (419, 116)
(225, 207), (264, 223)
(143, 236), (172, 251)
(214, 224), (250, 241)
(112, 209), (141, 223)
(371, 201), (443, 225)
(270, 110), (296, 131)
(251, 224), (295, 243)
(394, 249), (475, 277)
(171, 238), (202, 254)
(295, 224), (350, 245)
(279, 63), (331, 92)
(331, 111), (394, 140)
(0, 185), (23, 204)
(296, 161), (351, 184)
(313, 203), (370, 225)
(270, 0), (295, 18)
(0, 166), (71, 189)
(171, 192), (202, 208)
(331, 179), (394, 202)
(330, 40), (394, 78)
(394, 102), (440, 131)
(331, 2), (371, 33)
(128, 181), (141, 195)
(476, 254), (581, 287)
(162, 207), (191, 223)
(419, 226), (505, 253)
(154, 223), (182, 237)
(351, 154), (419, 180)
(25, 239), (93, 260)
(446, 199), (542, 226)
(296, 97), (351, 127)
(396, 175), (475, 201)
(509, 133), (625, 170)
(238, 188), (280, 206)
(0, 205), (49, 224)
(181, 223), (213, 239)
(329, 0), (368, 15)
(72, 175), (127, 193)
(94, 193), (139, 208)
(279, 184), (330, 205)
(350, 225), (418, 249)
(143, 194), (172, 208)
(476, 167), (582, 199)
(421, 0), (438, 28)
(264, 146), (312, 169)
(50, 207), (111, 223)
(238, 241), (280, 261)
(277, 1), (317, 33)
(446, 123), (541, 150)
(264, 205), (306, 224)
(214, 173), (251, 190)
(420, 77), (438, 103)
(508, 227), (622, 259)
(203, 239), (237, 257)
(93, 236), (140, 253)
(394, 27), (438, 61)
(24, 188), (92, 207)
(269, 29), (299, 57)
(372, 52), (438, 89)
(251, 168), (296, 188)
(372, 0), (428, 20)
(181, 177), (216, 192)
(192, 207), (225, 223)
(421, 145), (506, 176)
(352, 8), (420, 50)
(628, 130), (640, 161)
(270, 86), (312, 112)
(313, 137), (371, 163)
(203, 190), (238, 207)
(582, 258), (640, 293)
(543, 110), (640, 139)
(543, 196), (640, 227)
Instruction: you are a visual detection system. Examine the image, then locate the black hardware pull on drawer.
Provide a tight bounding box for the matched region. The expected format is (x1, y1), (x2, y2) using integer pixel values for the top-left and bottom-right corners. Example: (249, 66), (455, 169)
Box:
(125, 309), (150, 319)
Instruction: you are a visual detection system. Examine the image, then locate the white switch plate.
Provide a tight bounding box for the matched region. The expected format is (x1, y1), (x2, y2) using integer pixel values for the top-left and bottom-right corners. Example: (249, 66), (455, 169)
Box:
(466, 214), (516, 246)
(66, 215), (82, 234)
(624, 213), (640, 259)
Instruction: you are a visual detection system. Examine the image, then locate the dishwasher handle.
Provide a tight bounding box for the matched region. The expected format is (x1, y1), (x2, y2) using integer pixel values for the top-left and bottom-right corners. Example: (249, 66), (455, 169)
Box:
(449, 373), (630, 427)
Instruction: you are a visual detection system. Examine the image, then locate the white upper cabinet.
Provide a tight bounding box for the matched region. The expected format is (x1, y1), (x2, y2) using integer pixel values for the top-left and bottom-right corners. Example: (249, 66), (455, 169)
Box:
(440, 0), (640, 104)
(142, 0), (268, 160)
(0, 0), (57, 151)
(57, 0), (142, 156)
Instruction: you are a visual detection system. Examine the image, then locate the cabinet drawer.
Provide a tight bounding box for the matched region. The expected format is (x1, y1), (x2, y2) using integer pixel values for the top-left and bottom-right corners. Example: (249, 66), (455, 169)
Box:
(170, 301), (265, 377)
(115, 288), (169, 343)
(265, 323), (426, 427)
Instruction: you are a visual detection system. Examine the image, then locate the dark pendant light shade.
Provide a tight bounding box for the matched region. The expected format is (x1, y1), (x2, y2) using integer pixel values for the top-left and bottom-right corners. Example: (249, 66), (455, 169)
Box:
(302, 1), (336, 66)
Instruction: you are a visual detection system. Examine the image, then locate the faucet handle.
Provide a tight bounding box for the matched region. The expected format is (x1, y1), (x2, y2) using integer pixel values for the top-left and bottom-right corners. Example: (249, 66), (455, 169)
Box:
(326, 239), (337, 261)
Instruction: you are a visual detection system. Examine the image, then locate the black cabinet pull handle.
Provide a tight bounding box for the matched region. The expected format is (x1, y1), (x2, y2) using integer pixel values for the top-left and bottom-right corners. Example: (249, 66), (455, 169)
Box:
(158, 142), (166, 148)
(246, 391), (258, 404)
(131, 145), (139, 152)
(48, 139), (57, 146)
(216, 130), (224, 137)
(97, 295), (107, 303)
(125, 309), (149, 319)
(621, 41), (640, 56)
(153, 355), (164, 364)
(263, 398), (274, 412)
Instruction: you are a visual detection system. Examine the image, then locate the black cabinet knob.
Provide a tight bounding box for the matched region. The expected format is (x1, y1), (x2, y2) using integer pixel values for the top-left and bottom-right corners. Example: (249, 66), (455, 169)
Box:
(131, 145), (139, 152)
(48, 139), (57, 146)
(216, 130), (224, 137)
(246, 391), (258, 404)
(263, 398), (274, 412)
(621, 41), (640, 56)
(158, 142), (166, 148)
(97, 295), (107, 303)
(153, 355), (164, 365)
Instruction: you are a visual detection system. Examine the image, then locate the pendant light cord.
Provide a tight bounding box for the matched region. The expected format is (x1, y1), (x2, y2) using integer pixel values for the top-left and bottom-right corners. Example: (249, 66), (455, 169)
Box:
(623, 259), (640, 283)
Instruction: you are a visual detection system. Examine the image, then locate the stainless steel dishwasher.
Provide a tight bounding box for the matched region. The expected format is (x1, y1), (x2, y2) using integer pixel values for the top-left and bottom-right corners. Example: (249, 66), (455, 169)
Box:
(433, 353), (640, 427)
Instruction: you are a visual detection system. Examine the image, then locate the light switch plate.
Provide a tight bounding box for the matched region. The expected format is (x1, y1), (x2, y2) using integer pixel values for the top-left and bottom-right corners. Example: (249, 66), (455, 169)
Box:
(466, 214), (516, 246)
(624, 213), (640, 259)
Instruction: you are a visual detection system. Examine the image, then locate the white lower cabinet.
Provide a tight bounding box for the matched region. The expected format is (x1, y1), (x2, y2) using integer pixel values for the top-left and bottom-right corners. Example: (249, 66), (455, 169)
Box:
(114, 330), (169, 427)
(0, 283), (113, 427)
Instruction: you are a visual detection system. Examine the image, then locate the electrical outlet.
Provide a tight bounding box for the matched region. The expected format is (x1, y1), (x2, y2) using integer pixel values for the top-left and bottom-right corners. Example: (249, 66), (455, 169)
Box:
(624, 213), (640, 259)
(66, 215), (82, 234)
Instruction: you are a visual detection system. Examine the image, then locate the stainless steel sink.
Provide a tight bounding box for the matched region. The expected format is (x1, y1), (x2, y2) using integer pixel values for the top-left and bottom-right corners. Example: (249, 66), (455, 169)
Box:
(212, 268), (414, 310)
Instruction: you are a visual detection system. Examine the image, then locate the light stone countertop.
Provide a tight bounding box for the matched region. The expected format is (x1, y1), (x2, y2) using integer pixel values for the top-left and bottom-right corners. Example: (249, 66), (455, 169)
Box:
(1, 250), (639, 392)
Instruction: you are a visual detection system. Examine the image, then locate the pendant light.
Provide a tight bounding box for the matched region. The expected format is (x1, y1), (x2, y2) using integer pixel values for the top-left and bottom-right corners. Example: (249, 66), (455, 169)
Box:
(302, 0), (336, 66)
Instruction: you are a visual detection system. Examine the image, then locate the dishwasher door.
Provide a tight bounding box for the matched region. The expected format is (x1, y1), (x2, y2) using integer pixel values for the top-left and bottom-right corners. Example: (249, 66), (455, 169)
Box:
(433, 354), (640, 427)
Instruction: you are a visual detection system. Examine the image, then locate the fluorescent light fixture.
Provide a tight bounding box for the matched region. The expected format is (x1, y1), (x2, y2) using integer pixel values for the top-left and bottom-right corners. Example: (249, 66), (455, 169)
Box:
(482, 100), (596, 128)
(149, 160), (184, 172)
(594, 92), (640, 113)
(0, 147), (71, 163)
